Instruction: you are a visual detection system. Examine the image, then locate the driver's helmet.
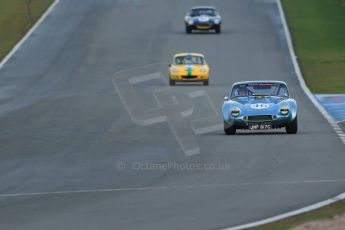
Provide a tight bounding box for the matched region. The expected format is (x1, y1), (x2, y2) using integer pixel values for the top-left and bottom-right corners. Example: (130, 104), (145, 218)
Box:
(238, 87), (248, 96)
(176, 57), (183, 64)
(185, 55), (194, 64)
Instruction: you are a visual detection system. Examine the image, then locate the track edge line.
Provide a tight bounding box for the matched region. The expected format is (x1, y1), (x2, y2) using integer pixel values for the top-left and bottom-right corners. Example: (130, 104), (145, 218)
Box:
(0, 0), (60, 69)
(224, 192), (345, 230)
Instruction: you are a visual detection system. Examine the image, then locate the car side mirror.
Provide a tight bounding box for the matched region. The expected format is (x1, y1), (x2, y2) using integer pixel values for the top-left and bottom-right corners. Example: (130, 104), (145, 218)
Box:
(168, 64), (171, 67)
(224, 96), (229, 101)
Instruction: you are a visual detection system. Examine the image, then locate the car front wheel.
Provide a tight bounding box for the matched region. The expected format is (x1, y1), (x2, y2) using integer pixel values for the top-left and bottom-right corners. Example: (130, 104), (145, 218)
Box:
(286, 116), (298, 134)
(169, 78), (175, 86)
(224, 122), (236, 135)
(215, 25), (221, 34)
(186, 26), (192, 34)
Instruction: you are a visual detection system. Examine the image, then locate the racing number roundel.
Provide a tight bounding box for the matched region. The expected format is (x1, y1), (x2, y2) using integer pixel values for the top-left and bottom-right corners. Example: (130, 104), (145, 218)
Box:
(250, 103), (270, 109)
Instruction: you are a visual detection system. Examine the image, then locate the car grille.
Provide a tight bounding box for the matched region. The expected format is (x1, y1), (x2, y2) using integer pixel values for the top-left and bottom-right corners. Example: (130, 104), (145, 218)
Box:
(247, 115), (273, 122)
(197, 23), (212, 26)
(182, 75), (197, 79)
(196, 23), (213, 29)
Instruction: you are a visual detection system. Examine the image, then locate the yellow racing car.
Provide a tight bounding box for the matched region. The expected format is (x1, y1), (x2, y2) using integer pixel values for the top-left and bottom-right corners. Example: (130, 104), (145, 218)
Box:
(168, 53), (209, 85)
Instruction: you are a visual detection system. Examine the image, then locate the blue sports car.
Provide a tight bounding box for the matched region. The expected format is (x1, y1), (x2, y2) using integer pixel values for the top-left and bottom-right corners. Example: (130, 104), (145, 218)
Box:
(222, 81), (298, 135)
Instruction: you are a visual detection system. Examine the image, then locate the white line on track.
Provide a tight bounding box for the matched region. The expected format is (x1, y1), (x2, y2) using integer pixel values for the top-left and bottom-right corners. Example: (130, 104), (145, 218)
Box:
(226, 192), (345, 230)
(0, 0), (60, 70)
(0, 179), (345, 198)
(222, 1), (345, 229)
(128, 72), (161, 84)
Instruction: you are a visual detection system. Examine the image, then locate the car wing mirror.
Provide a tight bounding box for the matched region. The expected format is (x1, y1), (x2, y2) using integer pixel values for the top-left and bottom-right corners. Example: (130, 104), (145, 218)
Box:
(168, 64), (171, 67)
(224, 96), (229, 101)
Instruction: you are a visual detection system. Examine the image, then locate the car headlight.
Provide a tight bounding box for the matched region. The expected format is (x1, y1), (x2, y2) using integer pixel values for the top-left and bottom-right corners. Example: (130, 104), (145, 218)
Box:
(200, 67), (207, 72)
(280, 106), (289, 115)
(188, 19), (194, 25)
(171, 67), (179, 73)
(231, 107), (241, 117)
(214, 19), (220, 24)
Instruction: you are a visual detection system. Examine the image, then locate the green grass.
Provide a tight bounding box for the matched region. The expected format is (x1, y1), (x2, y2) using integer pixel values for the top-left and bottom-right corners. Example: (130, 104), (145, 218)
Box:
(0, 0), (53, 61)
(282, 0), (345, 93)
(250, 200), (345, 230)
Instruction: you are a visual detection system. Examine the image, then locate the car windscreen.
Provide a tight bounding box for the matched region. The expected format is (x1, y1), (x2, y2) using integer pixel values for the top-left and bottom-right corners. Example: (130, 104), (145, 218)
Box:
(231, 83), (289, 98)
(174, 55), (205, 65)
(190, 9), (216, 17)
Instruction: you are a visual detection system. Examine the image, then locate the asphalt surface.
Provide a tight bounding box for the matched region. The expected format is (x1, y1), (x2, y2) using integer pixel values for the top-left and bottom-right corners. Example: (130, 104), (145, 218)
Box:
(0, 0), (345, 229)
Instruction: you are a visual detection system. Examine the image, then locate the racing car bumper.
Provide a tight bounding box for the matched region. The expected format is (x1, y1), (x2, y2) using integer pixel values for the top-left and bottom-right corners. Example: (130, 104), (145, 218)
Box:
(224, 114), (295, 129)
(170, 73), (209, 81)
(187, 23), (220, 30)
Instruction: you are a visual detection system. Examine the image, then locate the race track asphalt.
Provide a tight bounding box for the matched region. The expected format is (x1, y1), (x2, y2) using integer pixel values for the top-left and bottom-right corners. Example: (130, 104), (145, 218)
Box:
(0, 0), (344, 229)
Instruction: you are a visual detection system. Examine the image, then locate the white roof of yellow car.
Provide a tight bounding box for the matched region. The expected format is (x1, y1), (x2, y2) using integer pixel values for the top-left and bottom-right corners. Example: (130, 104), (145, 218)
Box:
(174, 53), (205, 58)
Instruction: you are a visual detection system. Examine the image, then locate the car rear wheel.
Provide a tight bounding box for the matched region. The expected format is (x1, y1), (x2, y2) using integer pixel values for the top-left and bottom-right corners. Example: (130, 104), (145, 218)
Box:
(215, 25), (221, 34)
(203, 79), (209, 86)
(224, 122), (236, 135)
(169, 78), (175, 86)
(186, 26), (192, 34)
(286, 116), (298, 134)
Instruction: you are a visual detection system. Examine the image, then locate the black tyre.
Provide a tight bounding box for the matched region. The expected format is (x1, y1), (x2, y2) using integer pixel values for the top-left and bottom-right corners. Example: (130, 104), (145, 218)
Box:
(203, 79), (209, 86)
(169, 78), (175, 86)
(186, 26), (192, 34)
(215, 25), (221, 34)
(286, 116), (298, 134)
(224, 122), (236, 135)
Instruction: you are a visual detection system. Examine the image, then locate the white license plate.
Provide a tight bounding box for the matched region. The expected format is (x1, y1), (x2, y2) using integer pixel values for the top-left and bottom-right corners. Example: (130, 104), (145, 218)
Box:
(249, 123), (272, 130)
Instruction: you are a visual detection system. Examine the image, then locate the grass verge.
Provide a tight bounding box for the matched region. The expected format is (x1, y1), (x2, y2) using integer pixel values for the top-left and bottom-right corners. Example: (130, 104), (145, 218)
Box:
(0, 0), (54, 61)
(282, 0), (345, 93)
(249, 199), (345, 229)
